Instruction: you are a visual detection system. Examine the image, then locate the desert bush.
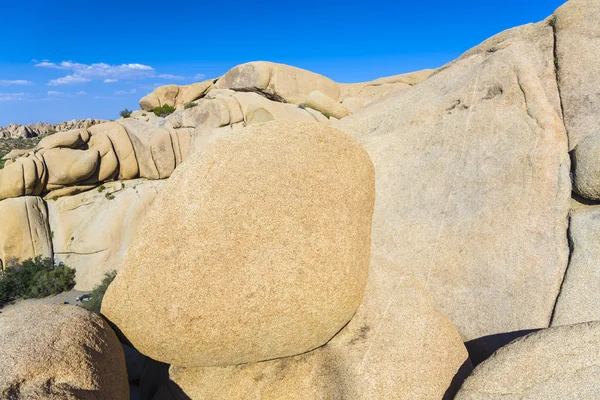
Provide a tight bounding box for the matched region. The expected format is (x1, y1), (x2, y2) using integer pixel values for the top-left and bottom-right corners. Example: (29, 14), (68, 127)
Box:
(153, 104), (176, 117)
(184, 102), (197, 109)
(0, 256), (75, 307)
(81, 270), (117, 314)
(120, 109), (133, 118)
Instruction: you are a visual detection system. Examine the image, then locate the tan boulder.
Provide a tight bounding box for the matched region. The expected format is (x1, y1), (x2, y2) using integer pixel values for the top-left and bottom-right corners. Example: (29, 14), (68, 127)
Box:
(456, 322), (600, 399)
(44, 185), (98, 200)
(139, 81), (213, 111)
(554, 0), (600, 149)
(0, 154), (45, 200)
(43, 148), (100, 186)
(169, 268), (469, 400)
(215, 61), (340, 104)
(0, 305), (128, 400)
(337, 20), (570, 341)
(89, 122), (139, 180)
(102, 121), (375, 367)
(1, 148), (32, 161)
(341, 97), (365, 113)
(47, 179), (164, 290)
(117, 119), (176, 179)
(86, 133), (119, 183)
(305, 90), (349, 119)
(38, 128), (90, 150)
(0, 196), (52, 269)
(175, 80), (214, 107)
(552, 206), (600, 326)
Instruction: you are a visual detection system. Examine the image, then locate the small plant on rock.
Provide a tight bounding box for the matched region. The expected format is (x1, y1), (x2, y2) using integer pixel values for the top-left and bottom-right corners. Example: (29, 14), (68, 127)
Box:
(184, 102), (197, 109)
(119, 109), (133, 119)
(153, 104), (176, 117)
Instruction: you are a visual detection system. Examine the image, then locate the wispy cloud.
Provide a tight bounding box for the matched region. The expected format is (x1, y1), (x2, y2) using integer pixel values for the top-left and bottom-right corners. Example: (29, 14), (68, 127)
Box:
(0, 92), (30, 102)
(157, 74), (186, 80)
(0, 80), (34, 86)
(114, 88), (137, 95)
(76, 91), (88, 95)
(48, 76), (91, 86)
(104, 79), (119, 83)
(193, 73), (206, 81)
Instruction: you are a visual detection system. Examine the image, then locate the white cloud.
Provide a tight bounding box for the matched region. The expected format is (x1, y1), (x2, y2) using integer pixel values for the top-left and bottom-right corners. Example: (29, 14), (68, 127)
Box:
(104, 79), (119, 83)
(48, 75), (91, 86)
(47, 91), (64, 96)
(0, 92), (34, 102)
(157, 74), (185, 80)
(76, 91), (88, 95)
(0, 80), (34, 86)
(38, 61), (156, 85)
(193, 73), (207, 80)
(114, 89), (137, 96)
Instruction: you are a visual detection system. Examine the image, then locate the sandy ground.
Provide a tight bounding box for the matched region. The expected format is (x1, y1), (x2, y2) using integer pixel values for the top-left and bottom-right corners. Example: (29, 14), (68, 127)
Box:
(1, 289), (89, 313)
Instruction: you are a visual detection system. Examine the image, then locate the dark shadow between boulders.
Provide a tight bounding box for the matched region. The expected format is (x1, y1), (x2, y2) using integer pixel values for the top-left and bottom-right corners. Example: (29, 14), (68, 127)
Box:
(465, 328), (540, 367)
(442, 358), (473, 400)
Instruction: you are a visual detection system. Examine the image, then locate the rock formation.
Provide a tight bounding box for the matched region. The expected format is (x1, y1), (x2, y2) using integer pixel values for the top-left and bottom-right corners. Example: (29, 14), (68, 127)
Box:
(47, 180), (164, 290)
(0, 305), (129, 399)
(0, 119), (105, 139)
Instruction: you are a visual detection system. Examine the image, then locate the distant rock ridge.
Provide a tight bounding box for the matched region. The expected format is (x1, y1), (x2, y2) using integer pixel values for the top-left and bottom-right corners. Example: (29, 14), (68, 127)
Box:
(0, 119), (106, 139)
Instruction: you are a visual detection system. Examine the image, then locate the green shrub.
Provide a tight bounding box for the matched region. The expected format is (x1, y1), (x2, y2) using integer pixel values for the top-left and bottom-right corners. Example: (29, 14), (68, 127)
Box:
(81, 270), (117, 314)
(97, 184), (106, 193)
(184, 102), (197, 109)
(153, 104), (176, 117)
(0, 257), (76, 308)
(120, 109), (133, 118)
(142, 113), (147, 116)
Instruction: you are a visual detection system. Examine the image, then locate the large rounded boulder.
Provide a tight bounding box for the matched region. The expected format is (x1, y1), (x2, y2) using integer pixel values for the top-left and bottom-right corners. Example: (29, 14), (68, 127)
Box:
(0, 305), (129, 399)
(102, 120), (375, 367)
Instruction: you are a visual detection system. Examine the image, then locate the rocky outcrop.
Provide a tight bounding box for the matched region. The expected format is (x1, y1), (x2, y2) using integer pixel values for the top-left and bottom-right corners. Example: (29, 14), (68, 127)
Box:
(102, 121), (375, 368)
(337, 19), (570, 341)
(139, 81), (214, 111)
(0, 305), (129, 399)
(47, 180), (164, 291)
(0, 119), (105, 139)
(0, 196), (52, 269)
(167, 266), (470, 400)
(215, 61), (340, 104)
(552, 206), (600, 326)
(304, 90), (350, 119)
(554, 0), (600, 149)
(456, 322), (600, 399)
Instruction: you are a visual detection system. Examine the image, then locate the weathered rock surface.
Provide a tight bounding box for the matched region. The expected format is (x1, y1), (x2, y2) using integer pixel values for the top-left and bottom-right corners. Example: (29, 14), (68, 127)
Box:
(572, 130), (600, 200)
(89, 122), (139, 180)
(43, 147), (100, 186)
(305, 90), (349, 119)
(0, 154), (46, 200)
(337, 20), (570, 341)
(0, 305), (129, 400)
(338, 69), (434, 106)
(0, 196), (52, 269)
(552, 206), (600, 326)
(554, 0), (600, 149)
(47, 179), (164, 290)
(169, 268), (469, 400)
(215, 61), (340, 104)
(117, 119), (177, 180)
(456, 322), (600, 399)
(102, 121), (375, 367)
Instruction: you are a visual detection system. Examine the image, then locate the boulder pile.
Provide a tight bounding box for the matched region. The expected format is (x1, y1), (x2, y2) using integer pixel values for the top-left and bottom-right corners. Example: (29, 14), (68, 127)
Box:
(1, 1), (600, 399)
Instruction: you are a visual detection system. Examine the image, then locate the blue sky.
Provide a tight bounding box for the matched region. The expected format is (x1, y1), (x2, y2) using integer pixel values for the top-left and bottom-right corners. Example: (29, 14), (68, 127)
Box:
(0, 0), (566, 126)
